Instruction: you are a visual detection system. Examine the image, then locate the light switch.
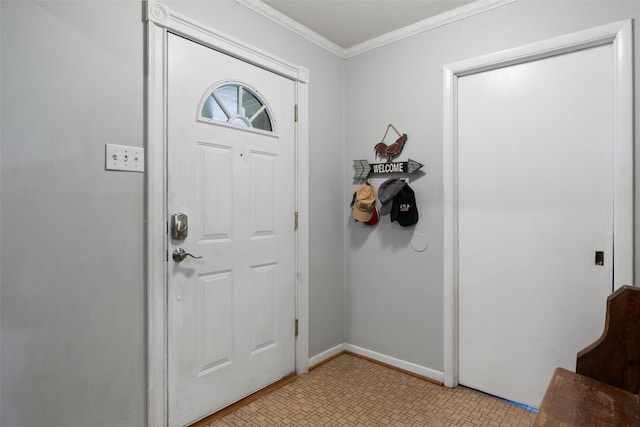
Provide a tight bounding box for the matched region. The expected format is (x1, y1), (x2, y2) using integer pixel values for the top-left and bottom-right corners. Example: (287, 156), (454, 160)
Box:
(105, 144), (144, 172)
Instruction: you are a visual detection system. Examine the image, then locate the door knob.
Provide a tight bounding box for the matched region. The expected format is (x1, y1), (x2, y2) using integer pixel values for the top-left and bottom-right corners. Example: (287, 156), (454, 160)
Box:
(172, 248), (203, 262)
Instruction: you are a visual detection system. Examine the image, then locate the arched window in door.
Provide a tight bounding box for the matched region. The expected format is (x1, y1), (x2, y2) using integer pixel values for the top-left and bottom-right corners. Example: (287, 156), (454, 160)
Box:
(199, 82), (274, 132)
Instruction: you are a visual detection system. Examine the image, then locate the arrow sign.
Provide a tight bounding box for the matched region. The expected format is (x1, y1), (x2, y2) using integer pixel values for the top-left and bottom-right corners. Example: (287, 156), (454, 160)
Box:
(353, 159), (423, 180)
(353, 159), (370, 180)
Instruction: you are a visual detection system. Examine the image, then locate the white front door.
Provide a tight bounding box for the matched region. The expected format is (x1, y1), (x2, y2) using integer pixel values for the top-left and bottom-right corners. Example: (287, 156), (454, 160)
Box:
(457, 43), (615, 408)
(167, 33), (296, 427)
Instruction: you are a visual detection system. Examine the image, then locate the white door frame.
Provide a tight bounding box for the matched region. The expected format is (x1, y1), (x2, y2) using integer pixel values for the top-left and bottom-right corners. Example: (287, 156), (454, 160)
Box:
(443, 20), (634, 388)
(145, 2), (310, 425)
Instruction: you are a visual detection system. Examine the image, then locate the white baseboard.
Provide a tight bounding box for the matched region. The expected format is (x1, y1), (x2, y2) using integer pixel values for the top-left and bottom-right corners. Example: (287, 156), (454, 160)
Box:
(308, 343), (346, 368)
(308, 342), (445, 384)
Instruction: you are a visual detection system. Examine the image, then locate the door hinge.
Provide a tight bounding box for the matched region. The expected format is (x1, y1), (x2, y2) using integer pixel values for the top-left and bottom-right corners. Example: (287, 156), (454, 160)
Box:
(294, 211), (299, 230)
(294, 104), (298, 122)
(295, 319), (299, 337)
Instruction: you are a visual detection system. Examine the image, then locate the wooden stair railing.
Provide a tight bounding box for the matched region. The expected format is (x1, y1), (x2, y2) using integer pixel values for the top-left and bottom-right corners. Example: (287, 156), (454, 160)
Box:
(533, 285), (640, 426)
(576, 285), (640, 394)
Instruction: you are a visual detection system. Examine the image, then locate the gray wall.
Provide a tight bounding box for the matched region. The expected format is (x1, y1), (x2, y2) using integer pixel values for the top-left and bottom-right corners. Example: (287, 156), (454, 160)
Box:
(344, 0), (640, 372)
(1, 2), (145, 426)
(0, 1), (345, 426)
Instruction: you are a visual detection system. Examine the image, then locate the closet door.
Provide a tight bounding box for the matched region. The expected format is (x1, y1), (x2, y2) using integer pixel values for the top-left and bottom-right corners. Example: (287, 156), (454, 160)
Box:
(457, 43), (614, 408)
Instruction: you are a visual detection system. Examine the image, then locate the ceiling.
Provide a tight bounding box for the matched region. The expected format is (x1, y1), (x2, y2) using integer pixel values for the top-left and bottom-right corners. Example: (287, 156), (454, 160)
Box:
(261, 0), (476, 49)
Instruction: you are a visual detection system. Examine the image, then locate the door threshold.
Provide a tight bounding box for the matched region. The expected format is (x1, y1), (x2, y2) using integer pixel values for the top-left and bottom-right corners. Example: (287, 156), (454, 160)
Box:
(188, 373), (298, 427)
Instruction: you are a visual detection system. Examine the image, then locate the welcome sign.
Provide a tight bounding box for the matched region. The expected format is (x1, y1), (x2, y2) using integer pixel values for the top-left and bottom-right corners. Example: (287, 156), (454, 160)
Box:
(353, 159), (423, 180)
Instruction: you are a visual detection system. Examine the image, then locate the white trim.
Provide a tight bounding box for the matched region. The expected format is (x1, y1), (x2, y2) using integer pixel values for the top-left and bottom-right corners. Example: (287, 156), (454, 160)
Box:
(146, 22), (168, 427)
(308, 343), (346, 368)
(442, 63), (458, 389)
(234, 0), (345, 58)
(612, 21), (634, 288)
(442, 20), (634, 389)
(308, 343), (444, 384)
(145, 2), (310, 425)
(343, 0), (517, 58)
(295, 68), (311, 376)
(147, 1), (308, 83)
(345, 344), (445, 384)
(236, 0), (517, 59)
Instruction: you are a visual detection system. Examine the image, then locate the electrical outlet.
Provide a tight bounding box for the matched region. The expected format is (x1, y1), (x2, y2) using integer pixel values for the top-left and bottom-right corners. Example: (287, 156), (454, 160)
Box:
(105, 144), (144, 172)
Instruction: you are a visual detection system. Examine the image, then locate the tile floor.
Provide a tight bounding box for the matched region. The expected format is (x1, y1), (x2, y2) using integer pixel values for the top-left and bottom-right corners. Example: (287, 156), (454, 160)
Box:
(208, 353), (536, 426)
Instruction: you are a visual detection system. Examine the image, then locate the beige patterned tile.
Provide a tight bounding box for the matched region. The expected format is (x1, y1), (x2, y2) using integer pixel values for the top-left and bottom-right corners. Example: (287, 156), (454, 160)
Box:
(207, 354), (536, 426)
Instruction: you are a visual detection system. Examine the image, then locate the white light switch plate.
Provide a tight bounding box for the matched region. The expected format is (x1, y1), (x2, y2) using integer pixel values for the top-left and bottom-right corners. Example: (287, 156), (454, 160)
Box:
(105, 144), (144, 172)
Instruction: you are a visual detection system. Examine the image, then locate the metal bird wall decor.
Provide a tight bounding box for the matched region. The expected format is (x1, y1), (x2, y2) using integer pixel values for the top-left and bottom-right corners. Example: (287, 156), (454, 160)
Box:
(375, 124), (407, 163)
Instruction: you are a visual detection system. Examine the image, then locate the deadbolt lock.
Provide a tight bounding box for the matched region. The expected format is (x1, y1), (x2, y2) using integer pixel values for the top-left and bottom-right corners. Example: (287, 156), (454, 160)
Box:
(171, 212), (188, 241)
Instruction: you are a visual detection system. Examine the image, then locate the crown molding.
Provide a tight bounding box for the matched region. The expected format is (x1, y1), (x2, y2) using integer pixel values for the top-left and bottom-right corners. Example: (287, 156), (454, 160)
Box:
(344, 0), (518, 58)
(237, 0), (517, 59)
(235, 0), (346, 57)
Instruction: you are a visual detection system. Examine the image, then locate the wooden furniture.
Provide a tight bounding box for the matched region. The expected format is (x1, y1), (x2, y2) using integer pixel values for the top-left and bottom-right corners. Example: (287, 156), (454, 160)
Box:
(533, 285), (640, 426)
